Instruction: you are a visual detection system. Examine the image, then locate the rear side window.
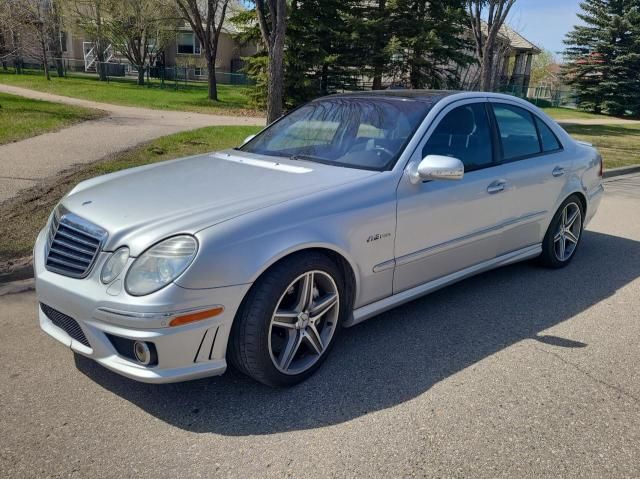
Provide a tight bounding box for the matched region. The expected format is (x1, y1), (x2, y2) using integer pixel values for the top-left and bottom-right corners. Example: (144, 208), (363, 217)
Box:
(492, 104), (541, 160)
(535, 117), (562, 152)
(422, 103), (494, 172)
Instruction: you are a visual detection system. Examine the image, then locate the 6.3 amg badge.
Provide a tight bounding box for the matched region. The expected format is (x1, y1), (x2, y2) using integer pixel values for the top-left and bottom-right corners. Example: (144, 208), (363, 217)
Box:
(367, 232), (391, 243)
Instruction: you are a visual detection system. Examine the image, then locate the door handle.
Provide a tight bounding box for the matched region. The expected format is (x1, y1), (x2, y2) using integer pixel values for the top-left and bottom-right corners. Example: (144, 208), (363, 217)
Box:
(487, 180), (507, 194)
(552, 166), (565, 177)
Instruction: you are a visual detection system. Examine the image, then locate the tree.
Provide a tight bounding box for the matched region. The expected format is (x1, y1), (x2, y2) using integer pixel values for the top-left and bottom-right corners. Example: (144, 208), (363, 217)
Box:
(563, 0), (640, 116)
(70, 0), (111, 80)
(49, 0), (66, 77)
(467, 0), (516, 91)
(530, 48), (556, 85)
(106, 0), (177, 86)
(285, 0), (358, 105)
(364, 0), (392, 90)
(254, 0), (287, 123)
(6, 0), (61, 80)
(175, 0), (230, 101)
(389, 0), (473, 89)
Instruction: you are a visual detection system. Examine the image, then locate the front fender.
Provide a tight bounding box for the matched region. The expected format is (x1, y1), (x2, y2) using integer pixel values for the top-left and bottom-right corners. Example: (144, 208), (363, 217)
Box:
(175, 173), (399, 308)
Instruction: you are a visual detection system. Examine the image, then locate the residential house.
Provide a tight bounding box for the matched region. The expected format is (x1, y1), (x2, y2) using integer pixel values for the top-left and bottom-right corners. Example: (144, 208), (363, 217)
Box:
(460, 23), (541, 93)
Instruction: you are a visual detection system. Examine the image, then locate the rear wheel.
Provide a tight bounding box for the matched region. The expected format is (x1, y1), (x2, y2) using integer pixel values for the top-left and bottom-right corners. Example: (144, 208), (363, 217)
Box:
(228, 252), (345, 387)
(539, 195), (584, 268)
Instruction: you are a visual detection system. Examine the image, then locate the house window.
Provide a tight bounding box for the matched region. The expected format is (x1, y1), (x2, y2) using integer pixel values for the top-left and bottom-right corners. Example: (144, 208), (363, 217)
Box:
(177, 32), (200, 55)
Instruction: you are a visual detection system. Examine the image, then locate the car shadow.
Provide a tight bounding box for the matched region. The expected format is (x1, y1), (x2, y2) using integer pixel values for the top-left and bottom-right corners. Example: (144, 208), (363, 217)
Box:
(74, 231), (640, 436)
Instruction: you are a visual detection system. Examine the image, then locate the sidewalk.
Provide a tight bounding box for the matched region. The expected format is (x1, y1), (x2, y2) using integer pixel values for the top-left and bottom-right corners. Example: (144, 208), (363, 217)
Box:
(0, 84), (265, 202)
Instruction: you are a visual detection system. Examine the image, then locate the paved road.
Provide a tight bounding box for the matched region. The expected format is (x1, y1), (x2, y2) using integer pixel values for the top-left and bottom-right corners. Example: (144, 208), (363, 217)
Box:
(0, 84), (265, 202)
(1, 176), (639, 478)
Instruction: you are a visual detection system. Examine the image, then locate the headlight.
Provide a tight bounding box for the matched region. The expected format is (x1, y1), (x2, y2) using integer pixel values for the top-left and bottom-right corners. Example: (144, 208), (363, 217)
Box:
(101, 247), (130, 284)
(125, 235), (198, 296)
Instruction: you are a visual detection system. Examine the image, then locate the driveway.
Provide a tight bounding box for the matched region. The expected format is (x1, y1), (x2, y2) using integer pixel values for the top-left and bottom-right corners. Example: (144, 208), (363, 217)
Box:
(0, 84), (265, 203)
(1, 175), (639, 478)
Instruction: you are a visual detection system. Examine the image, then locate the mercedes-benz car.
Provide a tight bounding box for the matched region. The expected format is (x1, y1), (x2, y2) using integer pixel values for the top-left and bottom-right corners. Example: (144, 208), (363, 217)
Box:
(35, 91), (604, 387)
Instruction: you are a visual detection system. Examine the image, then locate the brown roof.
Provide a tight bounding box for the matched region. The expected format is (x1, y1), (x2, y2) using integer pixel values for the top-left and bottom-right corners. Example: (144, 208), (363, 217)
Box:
(500, 24), (541, 53)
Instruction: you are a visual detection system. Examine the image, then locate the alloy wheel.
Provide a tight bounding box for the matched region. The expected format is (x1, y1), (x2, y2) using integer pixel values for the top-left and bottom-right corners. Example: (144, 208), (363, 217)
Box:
(554, 202), (582, 262)
(268, 270), (340, 375)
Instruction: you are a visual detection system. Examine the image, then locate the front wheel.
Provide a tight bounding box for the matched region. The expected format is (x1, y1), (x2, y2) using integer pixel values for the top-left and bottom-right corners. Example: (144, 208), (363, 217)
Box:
(228, 252), (346, 387)
(539, 195), (584, 268)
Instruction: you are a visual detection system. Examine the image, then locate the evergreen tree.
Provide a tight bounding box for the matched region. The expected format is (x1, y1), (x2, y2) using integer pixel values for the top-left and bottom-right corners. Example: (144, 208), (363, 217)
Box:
(564, 0), (640, 116)
(388, 0), (472, 89)
(285, 0), (359, 106)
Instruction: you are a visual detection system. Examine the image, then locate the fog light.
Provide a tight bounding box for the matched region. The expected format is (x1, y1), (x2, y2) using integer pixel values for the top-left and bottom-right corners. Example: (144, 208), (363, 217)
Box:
(133, 341), (152, 365)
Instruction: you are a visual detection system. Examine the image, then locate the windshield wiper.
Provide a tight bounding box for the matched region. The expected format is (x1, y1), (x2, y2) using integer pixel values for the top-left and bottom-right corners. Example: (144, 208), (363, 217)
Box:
(289, 154), (327, 163)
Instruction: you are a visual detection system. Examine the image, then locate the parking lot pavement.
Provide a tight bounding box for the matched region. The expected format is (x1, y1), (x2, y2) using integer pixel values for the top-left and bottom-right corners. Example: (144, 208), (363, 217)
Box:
(1, 179), (640, 478)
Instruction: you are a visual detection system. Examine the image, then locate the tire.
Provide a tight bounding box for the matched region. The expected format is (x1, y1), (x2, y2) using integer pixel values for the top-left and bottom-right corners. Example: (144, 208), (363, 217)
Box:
(539, 194), (585, 268)
(228, 252), (347, 387)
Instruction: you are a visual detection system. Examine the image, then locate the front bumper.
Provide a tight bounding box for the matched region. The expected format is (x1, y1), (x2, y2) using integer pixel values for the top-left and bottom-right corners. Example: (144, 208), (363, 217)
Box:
(34, 228), (251, 383)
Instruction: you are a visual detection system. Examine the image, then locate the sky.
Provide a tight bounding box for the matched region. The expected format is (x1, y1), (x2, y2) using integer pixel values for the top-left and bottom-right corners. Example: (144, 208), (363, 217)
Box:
(509, 0), (583, 58)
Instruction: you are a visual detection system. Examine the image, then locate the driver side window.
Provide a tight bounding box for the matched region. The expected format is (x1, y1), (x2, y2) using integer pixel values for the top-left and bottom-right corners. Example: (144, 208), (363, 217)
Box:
(422, 103), (494, 172)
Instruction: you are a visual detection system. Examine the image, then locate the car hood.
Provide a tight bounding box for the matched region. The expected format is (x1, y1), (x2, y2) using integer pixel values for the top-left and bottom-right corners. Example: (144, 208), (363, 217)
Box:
(61, 150), (377, 255)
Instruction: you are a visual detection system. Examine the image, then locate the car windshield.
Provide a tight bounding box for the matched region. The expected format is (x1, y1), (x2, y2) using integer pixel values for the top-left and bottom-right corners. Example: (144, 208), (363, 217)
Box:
(240, 97), (433, 170)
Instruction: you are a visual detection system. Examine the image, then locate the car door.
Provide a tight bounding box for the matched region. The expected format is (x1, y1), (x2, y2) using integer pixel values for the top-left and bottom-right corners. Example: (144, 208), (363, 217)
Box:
(394, 99), (512, 294)
(488, 100), (572, 256)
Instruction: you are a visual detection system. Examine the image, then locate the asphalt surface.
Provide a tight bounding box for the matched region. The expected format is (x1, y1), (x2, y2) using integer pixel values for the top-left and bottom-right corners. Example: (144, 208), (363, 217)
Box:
(0, 84), (264, 202)
(1, 175), (640, 478)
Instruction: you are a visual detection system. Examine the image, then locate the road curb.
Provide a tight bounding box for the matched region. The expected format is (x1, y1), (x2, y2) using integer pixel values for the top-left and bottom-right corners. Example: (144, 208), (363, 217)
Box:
(0, 278), (35, 296)
(0, 256), (33, 285)
(603, 165), (640, 179)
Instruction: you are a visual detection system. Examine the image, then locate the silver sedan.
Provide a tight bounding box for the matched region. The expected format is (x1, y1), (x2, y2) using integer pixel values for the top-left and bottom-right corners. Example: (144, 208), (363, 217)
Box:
(35, 91), (604, 387)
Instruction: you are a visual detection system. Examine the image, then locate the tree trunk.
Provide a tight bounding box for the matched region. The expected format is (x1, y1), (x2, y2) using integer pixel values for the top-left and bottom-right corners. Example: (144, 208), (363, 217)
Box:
(40, 32), (50, 81)
(266, 43), (285, 123)
(372, 66), (383, 90)
(480, 44), (494, 91)
(266, 20), (286, 123)
(137, 67), (145, 86)
(320, 63), (328, 96)
(207, 57), (218, 101)
(55, 59), (64, 77)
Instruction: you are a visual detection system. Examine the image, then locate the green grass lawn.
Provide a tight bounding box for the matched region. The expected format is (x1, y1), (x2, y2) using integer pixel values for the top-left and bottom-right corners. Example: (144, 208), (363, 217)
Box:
(0, 92), (104, 145)
(541, 107), (613, 121)
(0, 125), (261, 262)
(563, 124), (640, 169)
(0, 70), (259, 116)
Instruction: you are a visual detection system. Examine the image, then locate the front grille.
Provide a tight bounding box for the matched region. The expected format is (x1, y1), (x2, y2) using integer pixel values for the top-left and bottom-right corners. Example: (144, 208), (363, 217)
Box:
(40, 303), (91, 347)
(45, 208), (107, 278)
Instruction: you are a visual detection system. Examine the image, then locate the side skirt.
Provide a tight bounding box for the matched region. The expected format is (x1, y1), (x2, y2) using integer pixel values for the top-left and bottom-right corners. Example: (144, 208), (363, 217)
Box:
(345, 244), (542, 327)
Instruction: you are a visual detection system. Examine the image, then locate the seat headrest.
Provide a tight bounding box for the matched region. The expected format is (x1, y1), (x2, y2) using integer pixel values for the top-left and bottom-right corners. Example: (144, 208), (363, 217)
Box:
(437, 107), (477, 136)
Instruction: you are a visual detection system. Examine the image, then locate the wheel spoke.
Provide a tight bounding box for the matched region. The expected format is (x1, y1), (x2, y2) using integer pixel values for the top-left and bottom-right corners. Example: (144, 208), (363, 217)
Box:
(305, 324), (324, 355)
(554, 229), (563, 243)
(565, 230), (579, 244)
(295, 273), (314, 311)
(272, 310), (298, 329)
(279, 330), (303, 370)
(310, 292), (338, 321)
(562, 207), (568, 227)
(558, 235), (566, 260)
(566, 209), (580, 229)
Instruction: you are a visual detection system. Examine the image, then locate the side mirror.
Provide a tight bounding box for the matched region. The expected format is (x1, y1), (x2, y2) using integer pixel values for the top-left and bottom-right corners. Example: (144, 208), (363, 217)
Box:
(242, 134), (256, 145)
(409, 155), (464, 184)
